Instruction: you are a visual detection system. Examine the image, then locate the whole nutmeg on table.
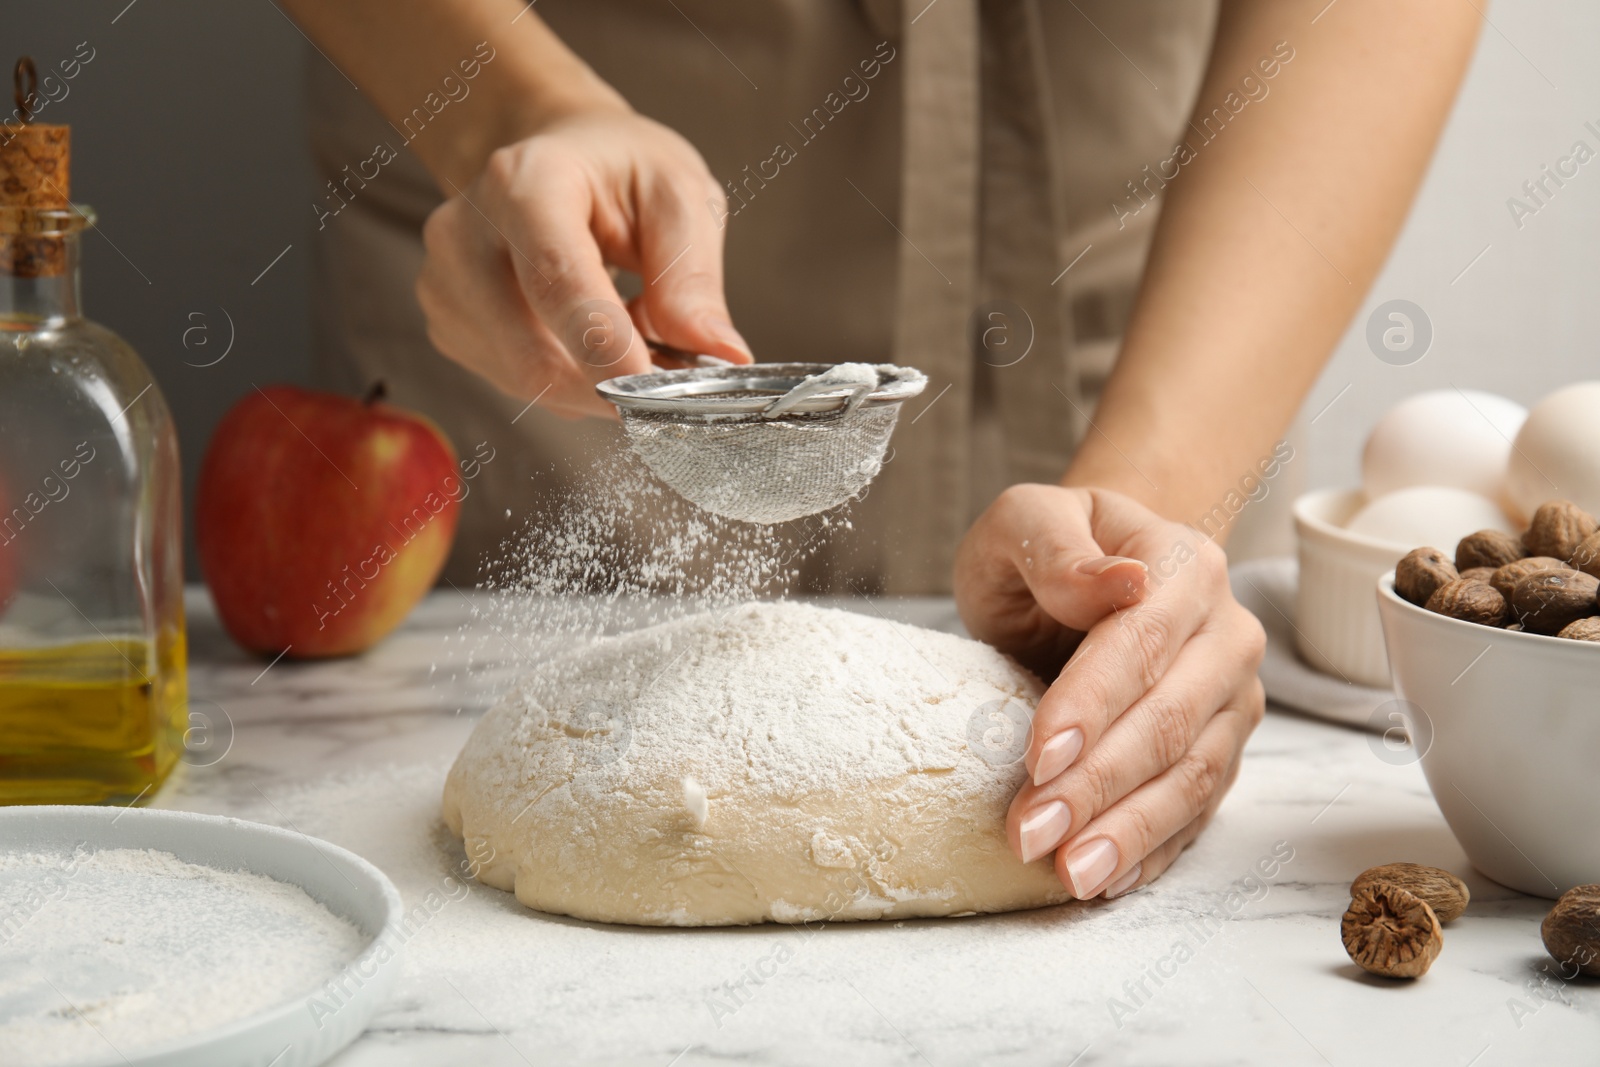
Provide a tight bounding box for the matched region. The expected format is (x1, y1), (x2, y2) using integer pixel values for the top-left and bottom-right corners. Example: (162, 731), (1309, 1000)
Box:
(1490, 556), (1571, 601)
(1510, 569), (1600, 636)
(1395, 547), (1458, 606)
(1455, 529), (1526, 571)
(1350, 863), (1470, 923)
(1542, 885), (1600, 978)
(1425, 577), (1510, 627)
(1522, 499), (1599, 562)
(1342, 881), (1444, 978)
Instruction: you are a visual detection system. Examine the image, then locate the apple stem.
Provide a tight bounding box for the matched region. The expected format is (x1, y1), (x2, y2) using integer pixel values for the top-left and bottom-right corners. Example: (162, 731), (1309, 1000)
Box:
(363, 381), (388, 406)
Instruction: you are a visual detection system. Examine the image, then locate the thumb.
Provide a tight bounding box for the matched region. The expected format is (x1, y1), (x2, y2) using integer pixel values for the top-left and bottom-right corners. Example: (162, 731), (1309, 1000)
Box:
(1028, 549), (1149, 635)
(1005, 488), (1150, 633)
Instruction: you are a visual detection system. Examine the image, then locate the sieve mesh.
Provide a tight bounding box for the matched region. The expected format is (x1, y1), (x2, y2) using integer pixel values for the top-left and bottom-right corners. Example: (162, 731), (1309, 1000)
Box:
(597, 363), (925, 525)
(619, 403), (902, 524)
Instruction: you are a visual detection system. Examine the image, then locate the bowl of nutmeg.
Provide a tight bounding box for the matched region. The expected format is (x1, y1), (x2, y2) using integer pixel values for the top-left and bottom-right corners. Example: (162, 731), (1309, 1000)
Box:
(1377, 499), (1600, 899)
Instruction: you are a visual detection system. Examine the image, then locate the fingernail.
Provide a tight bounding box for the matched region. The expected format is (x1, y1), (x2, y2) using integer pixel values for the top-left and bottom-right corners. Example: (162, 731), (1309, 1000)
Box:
(1103, 862), (1142, 899)
(703, 317), (752, 358)
(1065, 836), (1120, 898)
(1075, 555), (1148, 577)
(1031, 727), (1084, 786)
(1019, 801), (1072, 864)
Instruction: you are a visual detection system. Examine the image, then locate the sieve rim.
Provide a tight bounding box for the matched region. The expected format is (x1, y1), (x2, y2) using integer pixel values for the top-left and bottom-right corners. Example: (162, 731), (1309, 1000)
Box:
(596, 362), (926, 416)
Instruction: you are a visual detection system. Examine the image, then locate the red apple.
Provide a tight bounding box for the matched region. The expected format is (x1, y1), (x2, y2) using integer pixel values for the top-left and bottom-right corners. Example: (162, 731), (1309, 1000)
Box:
(196, 384), (462, 658)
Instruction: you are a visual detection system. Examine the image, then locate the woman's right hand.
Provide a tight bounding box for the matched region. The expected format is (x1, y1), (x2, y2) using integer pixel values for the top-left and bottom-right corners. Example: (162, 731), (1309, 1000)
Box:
(415, 107), (752, 418)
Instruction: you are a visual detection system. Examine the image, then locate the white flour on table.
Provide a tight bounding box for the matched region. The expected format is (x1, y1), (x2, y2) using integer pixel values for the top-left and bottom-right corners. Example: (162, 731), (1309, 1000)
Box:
(0, 847), (364, 1065)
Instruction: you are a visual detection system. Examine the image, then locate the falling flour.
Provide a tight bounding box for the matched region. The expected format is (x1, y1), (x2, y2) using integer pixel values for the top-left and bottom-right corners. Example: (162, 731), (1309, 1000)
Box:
(446, 446), (843, 714)
(0, 847), (365, 1065)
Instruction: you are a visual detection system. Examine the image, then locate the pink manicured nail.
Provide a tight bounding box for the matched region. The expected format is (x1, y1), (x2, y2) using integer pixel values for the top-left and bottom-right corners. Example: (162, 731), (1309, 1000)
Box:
(1019, 801), (1072, 864)
(704, 318), (752, 358)
(1031, 727), (1084, 786)
(1103, 862), (1142, 899)
(1075, 555), (1147, 577)
(1065, 837), (1120, 898)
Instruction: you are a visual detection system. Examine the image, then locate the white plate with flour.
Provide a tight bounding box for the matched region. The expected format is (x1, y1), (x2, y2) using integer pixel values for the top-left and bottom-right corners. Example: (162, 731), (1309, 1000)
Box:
(0, 806), (404, 1067)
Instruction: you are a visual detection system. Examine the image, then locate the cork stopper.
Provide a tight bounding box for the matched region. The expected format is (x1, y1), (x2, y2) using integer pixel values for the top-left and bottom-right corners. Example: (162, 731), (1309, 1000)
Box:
(0, 57), (73, 277)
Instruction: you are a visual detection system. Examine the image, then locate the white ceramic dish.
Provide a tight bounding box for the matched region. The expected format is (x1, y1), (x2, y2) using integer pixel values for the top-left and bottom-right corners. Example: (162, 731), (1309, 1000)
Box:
(1376, 575), (1600, 898)
(0, 806), (404, 1067)
(1228, 557), (1394, 730)
(1292, 488), (1411, 688)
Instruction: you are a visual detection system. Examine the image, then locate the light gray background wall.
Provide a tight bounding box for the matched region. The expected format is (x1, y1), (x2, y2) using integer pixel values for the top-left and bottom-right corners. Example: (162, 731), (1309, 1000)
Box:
(10, 1), (314, 578)
(7, 1), (1593, 571)
(1302, 3), (1596, 488)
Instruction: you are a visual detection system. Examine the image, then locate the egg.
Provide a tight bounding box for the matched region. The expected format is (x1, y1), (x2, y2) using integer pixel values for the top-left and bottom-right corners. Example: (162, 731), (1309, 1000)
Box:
(1506, 381), (1600, 524)
(1344, 486), (1516, 550)
(1361, 389), (1527, 509)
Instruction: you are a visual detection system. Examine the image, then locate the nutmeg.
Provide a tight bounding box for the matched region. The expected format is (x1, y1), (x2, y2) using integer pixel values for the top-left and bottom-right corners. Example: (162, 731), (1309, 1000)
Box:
(1395, 547), (1457, 607)
(1542, 884), (1600, 978)
(1557, 617), (1600, 642)
(1342, 882), (1443, 978)
(1571, 530), (1600, 580)
(1522, 500), (1599, 562)
(1459, 566), (1496, 582)
(1489, 556), (1570, 601)
(1351, 863), (1469, 923)
(1455, 529), (1525, 571)
(1425, 578), (1510, 627)
(1511, 569), (1600, 636)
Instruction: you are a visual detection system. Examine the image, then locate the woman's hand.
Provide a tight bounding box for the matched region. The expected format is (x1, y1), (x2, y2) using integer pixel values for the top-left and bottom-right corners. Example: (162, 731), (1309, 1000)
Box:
(415, 108), (752, 418)
(955, 484), (1266, 899)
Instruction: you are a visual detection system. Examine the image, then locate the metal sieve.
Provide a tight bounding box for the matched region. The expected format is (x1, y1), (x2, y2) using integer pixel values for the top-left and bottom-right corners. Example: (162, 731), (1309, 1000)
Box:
(596, 362), (927, 524)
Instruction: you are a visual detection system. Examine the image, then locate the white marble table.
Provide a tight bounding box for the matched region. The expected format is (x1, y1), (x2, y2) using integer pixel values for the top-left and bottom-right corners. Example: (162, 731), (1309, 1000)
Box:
(154, 589), (1600, 1066)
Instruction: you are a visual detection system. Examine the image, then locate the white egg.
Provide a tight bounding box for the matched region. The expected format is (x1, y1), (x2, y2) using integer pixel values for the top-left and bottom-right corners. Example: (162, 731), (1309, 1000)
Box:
(1361, 389), (1527, 508)
(1507, 381), (1600, 524)
(1345, 486), (1516, 550)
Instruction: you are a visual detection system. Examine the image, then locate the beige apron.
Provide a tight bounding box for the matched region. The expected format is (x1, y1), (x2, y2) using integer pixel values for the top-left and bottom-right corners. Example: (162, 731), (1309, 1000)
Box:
(306, 0), (1218, 593)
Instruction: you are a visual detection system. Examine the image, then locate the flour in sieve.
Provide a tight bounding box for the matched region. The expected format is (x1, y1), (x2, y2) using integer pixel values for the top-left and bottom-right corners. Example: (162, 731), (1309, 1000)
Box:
(0, 847), (365, 1065)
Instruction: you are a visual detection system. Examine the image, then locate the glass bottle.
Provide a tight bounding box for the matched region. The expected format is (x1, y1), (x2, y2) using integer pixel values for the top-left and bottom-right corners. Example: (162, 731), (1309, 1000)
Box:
(0, 203), (188, 804)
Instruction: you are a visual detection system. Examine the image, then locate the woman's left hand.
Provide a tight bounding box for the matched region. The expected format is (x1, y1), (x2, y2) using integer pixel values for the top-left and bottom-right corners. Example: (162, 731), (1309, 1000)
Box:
(954, 484), (1266, 899)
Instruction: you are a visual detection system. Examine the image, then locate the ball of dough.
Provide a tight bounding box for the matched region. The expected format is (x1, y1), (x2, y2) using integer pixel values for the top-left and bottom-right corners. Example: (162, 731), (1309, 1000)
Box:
(1507, 381), (1600, 524)
(442, 602), (1070, 926)
(1361, 389), (1526, 508)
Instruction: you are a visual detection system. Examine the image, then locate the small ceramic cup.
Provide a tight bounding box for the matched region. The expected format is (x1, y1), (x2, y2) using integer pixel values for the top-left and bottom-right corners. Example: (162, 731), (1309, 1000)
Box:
(1292, 488), (1410, 688)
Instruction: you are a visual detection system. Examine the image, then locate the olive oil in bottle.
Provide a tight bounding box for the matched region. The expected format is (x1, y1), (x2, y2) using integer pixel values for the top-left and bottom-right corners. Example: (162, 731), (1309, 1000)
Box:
(0, 80), (187, 804)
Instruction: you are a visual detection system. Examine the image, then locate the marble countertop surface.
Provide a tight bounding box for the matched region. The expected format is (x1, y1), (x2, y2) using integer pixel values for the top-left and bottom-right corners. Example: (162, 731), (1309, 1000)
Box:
(150, 589), (1598, 1066)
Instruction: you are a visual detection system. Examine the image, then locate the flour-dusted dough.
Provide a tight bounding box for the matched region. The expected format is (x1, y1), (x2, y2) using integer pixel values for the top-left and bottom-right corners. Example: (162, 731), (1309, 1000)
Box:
(442, 602), (1071, 926)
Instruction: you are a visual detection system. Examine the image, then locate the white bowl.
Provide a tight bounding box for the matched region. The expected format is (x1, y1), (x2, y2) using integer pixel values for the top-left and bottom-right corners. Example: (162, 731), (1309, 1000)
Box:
(0, 806), (404, 1066)
(1376, 576), (1600, 898)
(1292, 488), (1410, 687)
